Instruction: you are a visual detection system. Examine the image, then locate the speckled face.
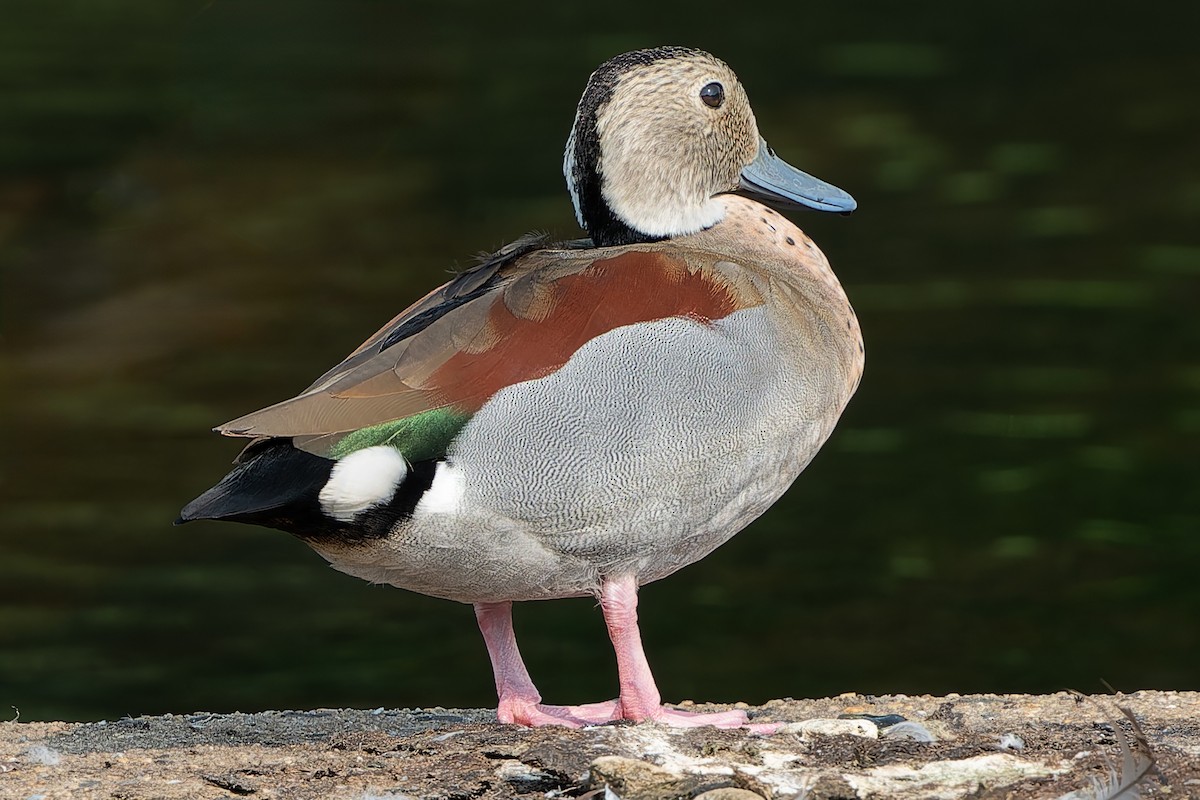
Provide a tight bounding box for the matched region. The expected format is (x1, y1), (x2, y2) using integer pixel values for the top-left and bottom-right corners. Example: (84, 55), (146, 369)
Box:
(564, 47), (763, 246)
(597, 53), (760, 235)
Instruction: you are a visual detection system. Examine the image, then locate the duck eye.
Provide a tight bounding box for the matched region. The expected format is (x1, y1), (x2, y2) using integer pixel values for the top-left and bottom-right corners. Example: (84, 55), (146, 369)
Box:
(699, 82), (724, 109)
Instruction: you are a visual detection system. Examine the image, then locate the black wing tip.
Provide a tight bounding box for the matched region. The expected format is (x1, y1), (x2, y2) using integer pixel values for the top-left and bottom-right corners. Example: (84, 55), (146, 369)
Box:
(377, 235), (549, 354)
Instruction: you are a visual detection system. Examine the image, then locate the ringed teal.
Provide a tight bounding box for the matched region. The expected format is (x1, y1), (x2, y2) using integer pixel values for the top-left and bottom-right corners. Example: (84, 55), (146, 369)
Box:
(180, 46), (863, 729)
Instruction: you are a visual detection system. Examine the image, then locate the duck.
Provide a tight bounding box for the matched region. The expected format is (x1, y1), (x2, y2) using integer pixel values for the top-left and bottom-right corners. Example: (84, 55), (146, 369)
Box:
(179, 46), (863, 729)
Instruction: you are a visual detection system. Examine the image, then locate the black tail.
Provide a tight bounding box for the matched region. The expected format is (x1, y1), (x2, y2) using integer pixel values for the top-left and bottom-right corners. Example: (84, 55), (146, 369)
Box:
(177, 439), (334, 536)
(178, 438), (439, 542)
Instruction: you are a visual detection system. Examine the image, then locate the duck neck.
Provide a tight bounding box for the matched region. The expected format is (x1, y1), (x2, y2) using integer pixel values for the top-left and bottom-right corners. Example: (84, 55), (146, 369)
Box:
(565, 119), (665, 248)
(566, 57), (681, 248)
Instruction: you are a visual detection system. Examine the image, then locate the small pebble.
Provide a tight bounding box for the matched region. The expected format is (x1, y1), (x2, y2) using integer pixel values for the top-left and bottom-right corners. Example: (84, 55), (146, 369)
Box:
(495, 759), (554, 784)
(589, 755), (698, 800)
(778, 718), (879, 739)
(881, 721), (937, 743)
(24, 746), (61, 766)
(843, 712), (907, 728)
(693, 789), (765, 800)
(998, 733), (1025, 750)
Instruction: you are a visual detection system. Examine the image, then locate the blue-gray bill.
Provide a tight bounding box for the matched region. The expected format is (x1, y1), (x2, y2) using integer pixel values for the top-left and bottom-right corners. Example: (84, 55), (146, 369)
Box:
(736, 138), (856, 214)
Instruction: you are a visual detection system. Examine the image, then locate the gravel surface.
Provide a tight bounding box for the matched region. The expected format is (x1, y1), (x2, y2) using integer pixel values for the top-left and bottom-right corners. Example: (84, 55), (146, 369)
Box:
(2, 692), (1197, 799)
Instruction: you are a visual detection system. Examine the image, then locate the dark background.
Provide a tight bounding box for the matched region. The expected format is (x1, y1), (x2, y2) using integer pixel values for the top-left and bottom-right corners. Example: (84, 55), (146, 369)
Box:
(2, 1), (1197, 721)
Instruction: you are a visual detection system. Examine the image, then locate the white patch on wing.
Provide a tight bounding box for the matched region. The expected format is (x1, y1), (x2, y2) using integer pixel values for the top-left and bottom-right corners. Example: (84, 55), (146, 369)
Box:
(415, 461), (466, 515)
(318, 446), (408, 523)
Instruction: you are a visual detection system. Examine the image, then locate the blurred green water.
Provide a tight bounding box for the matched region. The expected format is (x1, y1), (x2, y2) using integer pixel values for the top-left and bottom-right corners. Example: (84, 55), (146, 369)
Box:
(1, 2), (1198, 721)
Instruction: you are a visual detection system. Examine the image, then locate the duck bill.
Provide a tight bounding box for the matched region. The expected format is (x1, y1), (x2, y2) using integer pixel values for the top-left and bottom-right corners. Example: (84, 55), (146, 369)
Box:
(736, 138), (857, 214)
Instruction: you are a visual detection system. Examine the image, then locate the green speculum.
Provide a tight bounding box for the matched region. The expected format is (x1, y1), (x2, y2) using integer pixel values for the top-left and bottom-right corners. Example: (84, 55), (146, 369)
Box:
(330, 408), (471, 463)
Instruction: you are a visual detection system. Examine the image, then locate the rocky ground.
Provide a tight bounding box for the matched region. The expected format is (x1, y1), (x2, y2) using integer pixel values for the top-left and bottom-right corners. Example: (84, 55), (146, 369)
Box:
(2, 692), (1197, 800)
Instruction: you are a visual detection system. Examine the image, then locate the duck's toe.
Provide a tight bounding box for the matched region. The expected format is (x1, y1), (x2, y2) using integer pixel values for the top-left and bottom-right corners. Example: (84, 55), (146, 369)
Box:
(497, 697), (621, 728)
(642, 706), (753, 729)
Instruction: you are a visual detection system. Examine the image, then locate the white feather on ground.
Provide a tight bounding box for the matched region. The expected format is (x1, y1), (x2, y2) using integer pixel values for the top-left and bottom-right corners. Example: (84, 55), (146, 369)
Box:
(1057, 698), (1157, 800)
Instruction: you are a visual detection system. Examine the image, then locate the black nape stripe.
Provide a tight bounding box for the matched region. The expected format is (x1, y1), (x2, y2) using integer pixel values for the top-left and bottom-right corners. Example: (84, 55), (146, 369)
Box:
(177, 438), (439, 545)
(570, 47), (702, 248)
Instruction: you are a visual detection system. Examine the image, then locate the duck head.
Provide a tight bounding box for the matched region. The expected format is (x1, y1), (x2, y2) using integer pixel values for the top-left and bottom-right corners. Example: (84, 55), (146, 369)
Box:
(564, 46), (856, 248)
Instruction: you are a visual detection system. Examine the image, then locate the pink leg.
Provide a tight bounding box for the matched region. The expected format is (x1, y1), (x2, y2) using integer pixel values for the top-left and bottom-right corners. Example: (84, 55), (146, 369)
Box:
(474, 601), (618, 727)
(600, 575), (762, 729)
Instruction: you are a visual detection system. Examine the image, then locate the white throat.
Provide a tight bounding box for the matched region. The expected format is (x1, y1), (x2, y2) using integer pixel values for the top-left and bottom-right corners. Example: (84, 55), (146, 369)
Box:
(591, 99), (730, 239)
(602, 182), (726, 239)
(563, 125), (728, 240)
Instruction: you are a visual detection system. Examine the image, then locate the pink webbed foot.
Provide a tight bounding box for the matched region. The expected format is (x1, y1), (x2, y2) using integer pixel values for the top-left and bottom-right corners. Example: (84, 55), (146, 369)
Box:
(475, 602), (622, 728)
(662, 708), (780, 734)
(475, 588), (778, 732)
(638, 705), (751, 728)
(500, 698), (766, 730)
(496, 697), (620, 728)
(616, 702), (778, 731)
(599, 576), (779, 733)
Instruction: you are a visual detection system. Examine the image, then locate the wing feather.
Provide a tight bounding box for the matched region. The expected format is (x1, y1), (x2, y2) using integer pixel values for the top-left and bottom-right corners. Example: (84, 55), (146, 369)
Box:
(217, 238), (763, 456)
